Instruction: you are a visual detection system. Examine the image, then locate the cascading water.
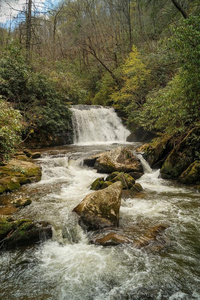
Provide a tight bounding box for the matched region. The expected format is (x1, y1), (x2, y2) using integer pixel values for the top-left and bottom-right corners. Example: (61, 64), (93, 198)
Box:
(0, 110), (200, 299)
(70, 105), (130, 144)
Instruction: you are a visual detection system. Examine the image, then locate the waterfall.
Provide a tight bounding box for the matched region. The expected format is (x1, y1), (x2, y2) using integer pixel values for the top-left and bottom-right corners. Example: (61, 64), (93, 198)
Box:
(70, 105), (130, 144)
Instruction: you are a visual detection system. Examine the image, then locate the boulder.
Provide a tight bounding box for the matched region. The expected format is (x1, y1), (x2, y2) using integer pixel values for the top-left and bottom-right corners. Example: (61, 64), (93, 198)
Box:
(179, 161), (200, 184)
(0, 218), (52, 250)
(94, 147), (143, 175)
(161, 128), (200, 179)
(138, 135), (173, 168)
(91, 232), (132, 246)
(0, 159), (42, 194)
(31, 152), (41, 159)
(90, 172), (137, 191)
(73, 181), (122, 230)
(106, 172), (135, 189)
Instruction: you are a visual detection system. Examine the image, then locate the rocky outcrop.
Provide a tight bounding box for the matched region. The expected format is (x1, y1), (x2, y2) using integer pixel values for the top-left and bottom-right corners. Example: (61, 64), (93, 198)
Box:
(73, 181), (122, 230)
(0, 217), (52, 250)
(161, 127), (200, 180)
(0, 159), (42, 194)
(84, 147), (143, 177)
(138, 135), (173, 168)
(179, 161), (200, 184)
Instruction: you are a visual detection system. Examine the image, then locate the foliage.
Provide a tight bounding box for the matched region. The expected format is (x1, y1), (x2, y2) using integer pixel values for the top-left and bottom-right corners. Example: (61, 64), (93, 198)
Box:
(0, 97), (22, 163)
(92, 71), (120, 106)
(111, 45), (150, 119)
(0, 46), (73, 142)
(136, 16), (200, 134)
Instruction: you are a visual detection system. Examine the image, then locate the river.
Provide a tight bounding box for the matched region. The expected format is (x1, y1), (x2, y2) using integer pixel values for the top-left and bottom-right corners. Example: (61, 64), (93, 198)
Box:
(0, 106), (200, 300)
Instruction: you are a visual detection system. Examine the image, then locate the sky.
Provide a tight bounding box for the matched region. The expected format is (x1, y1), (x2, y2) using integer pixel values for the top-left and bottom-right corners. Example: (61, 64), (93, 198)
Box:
(0, 0), (62, 25)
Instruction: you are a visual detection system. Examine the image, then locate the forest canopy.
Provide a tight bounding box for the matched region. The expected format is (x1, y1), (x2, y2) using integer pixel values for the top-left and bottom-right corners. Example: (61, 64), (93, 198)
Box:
(0, 0), (200, 161)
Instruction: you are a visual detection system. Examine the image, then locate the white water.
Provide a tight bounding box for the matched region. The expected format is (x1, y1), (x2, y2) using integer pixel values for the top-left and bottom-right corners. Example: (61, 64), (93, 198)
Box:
(71, 105), (130, 145)
(0, 107), (200, 299)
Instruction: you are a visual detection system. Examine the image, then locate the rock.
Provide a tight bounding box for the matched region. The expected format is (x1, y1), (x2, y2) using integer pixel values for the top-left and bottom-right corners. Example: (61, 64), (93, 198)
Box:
(90, 177), (105, 190)
(161, 128), (200, 180)
(0, 218), (52, 250)
(90, 172), (138, 191)
(91, 232), (132, 246)
(73, 181), (122, 230)
(106, 172), (135, 189)
(31, 152), (41, 159)
(138, 135), (173, 168)
(179, 161), (200, 184)
(131, 183), (143, 192)
(83, 153), (103, 168)
(133, 224), (168, 250)
(11, 197), (32, 208)
(0, 177), (21, 194)
(94, 147), (143, 175)
(23, 149), (32, 158)
(0, 159), (42, 194)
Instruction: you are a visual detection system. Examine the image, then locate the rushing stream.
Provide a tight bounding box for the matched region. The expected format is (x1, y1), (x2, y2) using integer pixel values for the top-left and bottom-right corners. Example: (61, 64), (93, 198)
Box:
(0, 106), (200, 300)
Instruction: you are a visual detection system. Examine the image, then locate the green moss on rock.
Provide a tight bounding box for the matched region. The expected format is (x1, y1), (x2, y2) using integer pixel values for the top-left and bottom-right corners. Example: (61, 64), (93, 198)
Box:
(179, 161), (200, 184)
(0, 159), (42, 195)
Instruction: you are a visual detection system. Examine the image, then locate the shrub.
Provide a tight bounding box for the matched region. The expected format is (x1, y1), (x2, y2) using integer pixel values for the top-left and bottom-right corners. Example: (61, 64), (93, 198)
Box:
(0, 97), (22, 163)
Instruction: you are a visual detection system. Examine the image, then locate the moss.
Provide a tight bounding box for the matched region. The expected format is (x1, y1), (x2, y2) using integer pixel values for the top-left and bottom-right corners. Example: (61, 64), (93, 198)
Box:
(106, 172), (135, 189)
(101, 181), (113, 189)
(0, 177), (21, 194)
(90, 178), (105, 190)
(131, 183), (143, 192)
(179, 161), (200, 184)
(0, 218), (14, 240)
(0, 159), (42, 194)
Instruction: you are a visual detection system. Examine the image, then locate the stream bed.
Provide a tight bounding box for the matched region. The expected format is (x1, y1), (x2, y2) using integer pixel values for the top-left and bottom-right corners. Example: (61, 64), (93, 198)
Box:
(0, 143), (200, 300)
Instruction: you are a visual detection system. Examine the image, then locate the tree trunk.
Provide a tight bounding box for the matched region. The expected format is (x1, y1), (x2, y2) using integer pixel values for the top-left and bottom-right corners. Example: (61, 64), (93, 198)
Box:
(26, 0), (32, 61)
(171, 0), (189, 19)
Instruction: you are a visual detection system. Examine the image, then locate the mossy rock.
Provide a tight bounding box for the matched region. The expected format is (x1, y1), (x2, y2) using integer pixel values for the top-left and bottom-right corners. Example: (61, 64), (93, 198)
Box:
(161, 128), (200, 180)
(179, 161), (200, 184)
(31, 152), (41, 159)
(106, 172), (135, 189)
(0, 218), (14, 240)
(140, 135), (173, 168)
(0, 177), (21, 194)
(101, 181), (113, 189)
(90, 178), (105, 190)
(131, 183), (143, 193)
(12, 197), (32, 208)
(0, 159), (42, 194)
(0, 218), (52, 250)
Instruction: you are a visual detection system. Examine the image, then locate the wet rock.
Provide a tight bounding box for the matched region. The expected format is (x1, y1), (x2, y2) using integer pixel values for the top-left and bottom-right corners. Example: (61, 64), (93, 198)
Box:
(23, 149), (32, 158)
(91, 232), (133, 246)
(90, 172), (138, 191)
(106, 172), (135, 189)
(179, 161), (200, 184)
(133, 224), (168, 250)
(94, 147), (143, 175)
(11, 197), (32, 208)
(90, 177), (105, 190)
(138, 135), (173, 169)
(73, 181), (122, 230)
(31, 152), (41, 159)
(161, 127), (200, 180)
(0, 159), (42, 194)
(0, 217), (52, 250)
(131, 183), (143, 192)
